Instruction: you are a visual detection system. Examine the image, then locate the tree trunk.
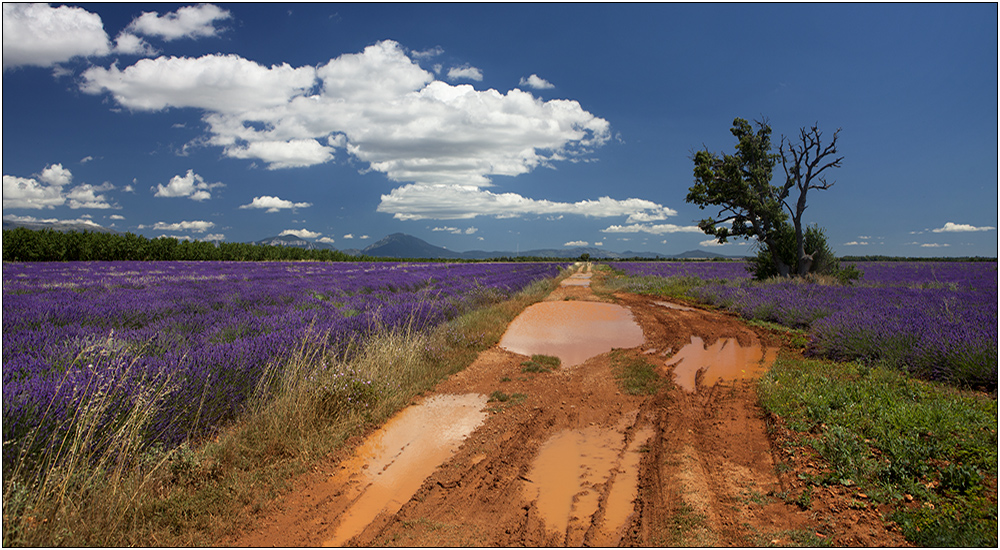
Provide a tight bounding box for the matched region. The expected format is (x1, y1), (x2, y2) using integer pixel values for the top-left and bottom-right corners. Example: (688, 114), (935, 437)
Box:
(764, 236), (791, 277)
(793, 182), (810, 276)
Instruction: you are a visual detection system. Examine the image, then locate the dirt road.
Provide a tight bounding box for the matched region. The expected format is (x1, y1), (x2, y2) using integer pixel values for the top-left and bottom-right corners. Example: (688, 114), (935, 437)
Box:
(233, 266), (906, 547)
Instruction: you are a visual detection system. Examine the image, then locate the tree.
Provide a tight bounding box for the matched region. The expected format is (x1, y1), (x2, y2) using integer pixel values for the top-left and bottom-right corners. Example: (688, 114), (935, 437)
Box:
(686, 117), (842, 278)
(779, 124), (844, 275)
(746, 223), (837, 280)
(687, 118), (790, 275)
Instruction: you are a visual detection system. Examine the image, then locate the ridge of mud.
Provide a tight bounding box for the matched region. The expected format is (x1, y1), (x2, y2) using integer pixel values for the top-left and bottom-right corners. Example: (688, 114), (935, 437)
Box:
(231, 267), (909, 547)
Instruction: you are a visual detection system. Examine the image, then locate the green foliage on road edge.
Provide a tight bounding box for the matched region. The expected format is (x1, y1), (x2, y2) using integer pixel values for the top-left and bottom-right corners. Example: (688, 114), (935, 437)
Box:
(758, 353), (997, 547)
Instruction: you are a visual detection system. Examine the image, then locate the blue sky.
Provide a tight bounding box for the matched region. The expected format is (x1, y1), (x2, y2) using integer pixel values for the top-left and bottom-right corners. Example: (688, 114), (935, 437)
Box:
(3, 3), (997, 256)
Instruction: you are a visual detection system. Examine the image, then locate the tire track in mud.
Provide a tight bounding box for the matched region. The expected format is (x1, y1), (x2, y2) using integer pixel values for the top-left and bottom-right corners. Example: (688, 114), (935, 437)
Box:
(231, 266), (901, 547)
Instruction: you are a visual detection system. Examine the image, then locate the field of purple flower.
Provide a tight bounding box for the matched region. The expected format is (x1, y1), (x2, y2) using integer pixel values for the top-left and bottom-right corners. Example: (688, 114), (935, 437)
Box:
(609, 261), (998, 389)
(2, 261), (564, 467)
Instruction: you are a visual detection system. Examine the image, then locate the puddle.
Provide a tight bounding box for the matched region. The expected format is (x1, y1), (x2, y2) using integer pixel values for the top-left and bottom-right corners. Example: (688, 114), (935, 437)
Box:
(522, 422), (653, 544)
(595, 426), (655, 545)
(522, 426), (621, 539)
(324, 394), (488, 546)
(663, 336), (779, 392)
(560, 273), (592, 287)
(654, 300), (694, 312)
(499, 302), (644, 367)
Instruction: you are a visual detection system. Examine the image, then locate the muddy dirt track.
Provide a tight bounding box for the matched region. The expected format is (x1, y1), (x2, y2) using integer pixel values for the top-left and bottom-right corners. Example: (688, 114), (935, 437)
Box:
(233, 266), (908, 547)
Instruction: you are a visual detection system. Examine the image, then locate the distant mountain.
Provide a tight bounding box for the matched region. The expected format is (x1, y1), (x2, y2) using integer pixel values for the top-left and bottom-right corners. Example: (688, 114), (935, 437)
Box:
(254, 234), (337, 250)
(354, 232), (745, 260)
(362, 233), (462, 259)
(657, 249), (736, 260)
(3, 218), (120, 234)
(513, 247), (742, 260)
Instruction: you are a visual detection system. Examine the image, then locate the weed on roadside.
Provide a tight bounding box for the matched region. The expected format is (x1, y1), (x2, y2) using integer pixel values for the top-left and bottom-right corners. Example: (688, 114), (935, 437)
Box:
(520, 354), (560, 373)
(486, 391), (527, 413)
(609, 350), (665, 395)
(656, 502), (713, 547)
(487, 391), (526, 404)
(758, 352), (997, 547)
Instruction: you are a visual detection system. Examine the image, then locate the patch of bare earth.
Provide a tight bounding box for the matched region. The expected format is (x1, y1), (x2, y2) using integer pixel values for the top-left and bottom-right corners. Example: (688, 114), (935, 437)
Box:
(231, 269), (908, 547)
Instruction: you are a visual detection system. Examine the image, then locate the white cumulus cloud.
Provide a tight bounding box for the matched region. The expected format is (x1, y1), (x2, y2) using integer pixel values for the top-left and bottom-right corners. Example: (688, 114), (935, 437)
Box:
(931, 222), (996, 233)
(124, 4), (230, 41)
(39, 163), (73, 187)
(519, 74), (554, 89)
(411, 46), (444, 59)
(447, 65), (483, 81)
(81, 54), (317, 113)
(225, 139), (334, 169)
(280, 228), (321, 239)
(601, 223), (704, 235)
(3, 164), (117, 209)
(153, 169), (223, 200)
(2, 3), (111, 69)
(564, 240), (588, 247)
(240, 195), (312, 213)
(66, 182), (117, 209)
(113, 32), (158, 56)
(3, 214), (104, 227)
(148, 220), (215, 233)
(432, 225), (478, 235)
(3, 175), (65, 209)
(76, 39), (671, 221)
(379, 184), (671, 221)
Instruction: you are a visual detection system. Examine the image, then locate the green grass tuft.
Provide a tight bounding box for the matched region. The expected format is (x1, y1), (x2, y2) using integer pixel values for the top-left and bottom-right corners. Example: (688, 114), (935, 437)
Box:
(520, 354), (561, 373)
(758, 352), (997, 547)
(609, 350), (665, 395)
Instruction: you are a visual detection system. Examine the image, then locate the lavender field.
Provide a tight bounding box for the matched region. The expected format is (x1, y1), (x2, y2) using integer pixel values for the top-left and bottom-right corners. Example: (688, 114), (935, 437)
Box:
(2, 261), (564, 467)
(610, 261), (998, 389)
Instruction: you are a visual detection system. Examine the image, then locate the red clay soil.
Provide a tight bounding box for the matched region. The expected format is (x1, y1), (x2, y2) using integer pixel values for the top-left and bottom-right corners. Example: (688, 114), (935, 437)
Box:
(231, 268), (910, 547)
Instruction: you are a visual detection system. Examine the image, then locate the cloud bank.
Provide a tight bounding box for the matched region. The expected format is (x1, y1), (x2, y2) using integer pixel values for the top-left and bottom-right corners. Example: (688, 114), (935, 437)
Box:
(125, 4), (230, 41)
(78, 38), (677, 223)
(931, 222), (996, 233)
(3, 164), (118, 210)
(240, 195), (312, 213)
(142, 220), (215, 233)
(153, 169), (224, 200)
(519, 74), (555, 89)
(2, 4), (110, 69)
(601, 223), (703, 235)
(280, 228), (321, 239)
(3, 4), (232, 70)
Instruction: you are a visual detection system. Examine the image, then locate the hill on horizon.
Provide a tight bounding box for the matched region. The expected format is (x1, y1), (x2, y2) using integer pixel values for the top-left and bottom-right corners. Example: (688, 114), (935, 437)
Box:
(358, 232), (743, 260)
(0, 220), (744, 260)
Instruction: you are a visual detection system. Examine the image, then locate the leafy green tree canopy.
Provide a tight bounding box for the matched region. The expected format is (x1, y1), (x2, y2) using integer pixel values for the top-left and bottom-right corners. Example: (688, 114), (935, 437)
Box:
(686, 117), (842, 278)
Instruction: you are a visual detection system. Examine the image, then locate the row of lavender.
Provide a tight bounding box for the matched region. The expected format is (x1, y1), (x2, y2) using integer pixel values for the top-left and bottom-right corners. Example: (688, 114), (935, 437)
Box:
(610, 261), (997, 388)
(3, 261), (564, 464)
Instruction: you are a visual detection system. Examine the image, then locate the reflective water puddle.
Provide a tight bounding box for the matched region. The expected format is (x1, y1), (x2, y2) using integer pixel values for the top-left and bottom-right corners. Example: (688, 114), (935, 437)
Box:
(324, 394), (488, 546)
(522, 422), (654, 544)
(594, 426), (655, 545)
(560, 273), (592, 287)
(499, 301), (644, 367)
(664, 336), (779, 392)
